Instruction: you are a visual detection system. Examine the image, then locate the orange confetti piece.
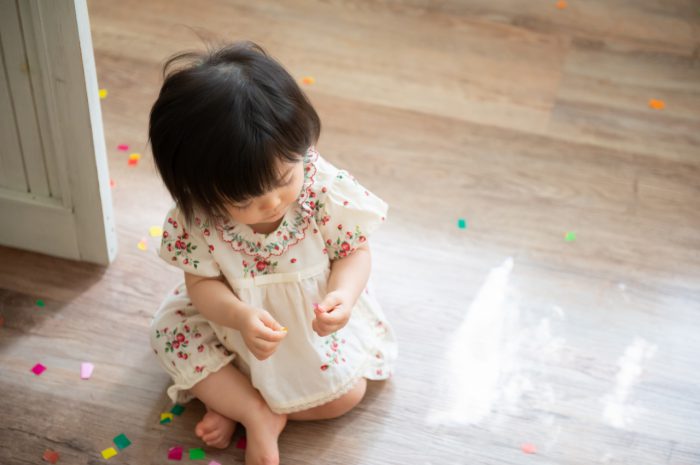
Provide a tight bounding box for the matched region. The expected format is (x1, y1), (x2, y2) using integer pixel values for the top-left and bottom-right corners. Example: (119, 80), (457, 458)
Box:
(42, 449), (59, 464)
(521, 443), (537, 454)
(129, 153), (141, 161)
(648, 99), (665, 110)
(302, 76), (315, 85)
(556, 0), (567, 8)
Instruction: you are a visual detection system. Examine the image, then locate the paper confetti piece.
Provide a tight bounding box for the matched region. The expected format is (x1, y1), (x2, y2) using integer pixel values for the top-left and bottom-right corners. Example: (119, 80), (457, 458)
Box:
(170, 404), (185, 416)
(80, 362), (94, 380)
(189, 448), (206, 460)
(117, 144), (129, 151)
(110, 179), (116, 188)
(555, 0), (567, 8)
(101, 447), (118, 459)
(160, 413), (174, 424)
(99, 89), (108, 99)
(129, 153), (141, 161)
(149, 226), (163, 237)
(235, 437), (247, 450)
(565, 231), (576, 242)
(168, 446), (183, 460)
(113, 433), (131, 450)
(457, 218), (467, 229)
(137, 240), (148, 251)
(31, 363), (46, 375)
(42, 449), (59, 464)
(36, 299), (45, 307)
(521, 443), (537, 454)
(302, 76), (315, 85)
(280, 327), (288, 332)
(208, 461), (222, 465)
(648, 98), (665, 110)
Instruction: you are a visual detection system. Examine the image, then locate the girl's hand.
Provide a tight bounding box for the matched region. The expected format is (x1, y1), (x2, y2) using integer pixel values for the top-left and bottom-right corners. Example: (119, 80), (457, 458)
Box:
(312, 290), (353, 337)
(240, 307), (287, 361)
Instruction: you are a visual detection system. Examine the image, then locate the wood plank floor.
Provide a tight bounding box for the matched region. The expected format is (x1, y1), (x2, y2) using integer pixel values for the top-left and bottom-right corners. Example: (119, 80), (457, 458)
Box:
(1, 0), (699, 464)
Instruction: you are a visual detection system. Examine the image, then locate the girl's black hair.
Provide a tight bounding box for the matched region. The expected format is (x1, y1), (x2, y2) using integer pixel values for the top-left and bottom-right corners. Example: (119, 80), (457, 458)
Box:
(149, 41), (321, 223)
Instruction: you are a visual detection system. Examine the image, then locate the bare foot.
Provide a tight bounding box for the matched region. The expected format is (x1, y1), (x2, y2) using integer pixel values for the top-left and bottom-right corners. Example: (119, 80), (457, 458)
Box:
(195, 410), (237, 449)
(244, 406), (288, 465)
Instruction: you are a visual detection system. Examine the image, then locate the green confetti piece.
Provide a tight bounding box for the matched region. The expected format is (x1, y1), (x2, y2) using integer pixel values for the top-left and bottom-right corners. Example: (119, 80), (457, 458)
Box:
(189, 448), (206, 460)
(113, 433), (131, 450)
(170, 404), (185, 416)
(565, 232), (576, 242)
(457, 218), (467, 229)
(36, 299), (45, 307)
(159, 417), (171, 425)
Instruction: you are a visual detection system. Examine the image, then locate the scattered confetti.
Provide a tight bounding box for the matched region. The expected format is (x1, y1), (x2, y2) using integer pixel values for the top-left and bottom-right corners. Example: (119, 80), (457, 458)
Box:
(117, 144), (129, 151)
(101, 447), (118, 459)
(168, 446), (183, 460)
(555, 0), (567, 8)
(149, 226), (163, 237)
(565, 231), (576, 242)
(42, 449), (59, 464)
(110, 179), (116, 188)
(521, 443), (537, 454)
(648, 98), (665, 110)
(137, 240), (148, 251)
(99, 89), (108, 99)
(80, 362), (94, 380)
(189, 448), (206, 460)
(113, 433), (131, 450)
(302, 76), (315, 85)
(160, 413), (174, 424)
(235, 437), (247, 450)
(457, 218), (467, 229)
(36, 299), (45, 307)
(31, 363), (46, 375)
(170, 404), (185, 416)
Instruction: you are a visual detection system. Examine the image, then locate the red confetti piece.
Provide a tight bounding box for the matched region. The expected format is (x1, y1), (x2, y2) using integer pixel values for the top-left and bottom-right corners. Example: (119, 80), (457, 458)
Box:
(117, 144), (129, 151)
(127, 158), (138, 166)
(521, 443), (537, 454)
(42, 449), (59, 464)
(235, 437), (247, 450)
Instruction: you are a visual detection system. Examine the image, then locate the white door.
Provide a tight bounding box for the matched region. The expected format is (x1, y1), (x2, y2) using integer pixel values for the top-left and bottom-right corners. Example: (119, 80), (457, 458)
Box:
(0, 0), (116, 265)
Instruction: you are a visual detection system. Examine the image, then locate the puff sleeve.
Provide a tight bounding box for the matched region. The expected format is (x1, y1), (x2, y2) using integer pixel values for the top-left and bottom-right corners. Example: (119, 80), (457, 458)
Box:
(158, 206), (221, 277)
(315, 170), (388, 260)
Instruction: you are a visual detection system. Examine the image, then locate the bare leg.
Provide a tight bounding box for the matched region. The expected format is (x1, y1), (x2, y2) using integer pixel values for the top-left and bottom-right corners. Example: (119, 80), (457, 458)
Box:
(190, 364), (287, 465)
(287, 377), (367, 421)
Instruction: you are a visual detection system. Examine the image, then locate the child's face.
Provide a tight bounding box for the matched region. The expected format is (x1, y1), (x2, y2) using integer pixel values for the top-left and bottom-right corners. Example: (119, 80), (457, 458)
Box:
(224, 159), (305, 227)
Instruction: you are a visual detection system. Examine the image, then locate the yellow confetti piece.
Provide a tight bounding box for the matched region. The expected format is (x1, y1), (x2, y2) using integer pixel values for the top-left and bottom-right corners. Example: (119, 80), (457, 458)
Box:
(149, 226), (163, 237)
(101, 447), (118, 459)
(137, 240), (148, 251)
(556, 0), (567, 8)
(129, 153), (141, 161)
(648, 98), (665, 110)
(99, 89), (108, 99)
(280, 327), (288, 332)
(302, 76), (315, 85)
(160, 412), (174, 422)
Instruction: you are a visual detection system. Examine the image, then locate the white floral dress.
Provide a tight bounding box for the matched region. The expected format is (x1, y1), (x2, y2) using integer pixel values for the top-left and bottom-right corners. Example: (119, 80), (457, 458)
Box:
(149, 147), (398, 414)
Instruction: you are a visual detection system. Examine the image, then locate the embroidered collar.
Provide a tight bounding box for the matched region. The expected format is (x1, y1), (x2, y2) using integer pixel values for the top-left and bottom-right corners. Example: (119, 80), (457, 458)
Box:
(214, 147), (319, 258)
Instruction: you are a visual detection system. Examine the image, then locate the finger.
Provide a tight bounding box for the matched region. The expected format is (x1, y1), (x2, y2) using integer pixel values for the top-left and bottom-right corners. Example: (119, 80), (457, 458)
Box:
(316, 306), (345, 324)
(259, 311), (284, 331)
(255, 324), (288, 342)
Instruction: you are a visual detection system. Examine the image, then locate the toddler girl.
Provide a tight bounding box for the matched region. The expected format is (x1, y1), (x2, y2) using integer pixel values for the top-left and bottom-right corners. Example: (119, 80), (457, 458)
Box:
(148, 41), (398, 465)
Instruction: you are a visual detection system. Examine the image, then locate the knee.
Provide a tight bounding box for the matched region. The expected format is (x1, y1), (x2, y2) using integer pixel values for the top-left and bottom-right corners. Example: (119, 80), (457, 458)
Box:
(328, 378), (367, 418)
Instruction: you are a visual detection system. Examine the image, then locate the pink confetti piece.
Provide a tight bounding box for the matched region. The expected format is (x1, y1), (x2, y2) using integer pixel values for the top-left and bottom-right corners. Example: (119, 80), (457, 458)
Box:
(110, 179), (116, 188)
(168, 446), (183, 460)
(117, 144), (129, 151)
(521, 443), (537, 454)
(31, 363), (46, 375)
(235, 437), (247, 450)
(80, 362), (94, 379)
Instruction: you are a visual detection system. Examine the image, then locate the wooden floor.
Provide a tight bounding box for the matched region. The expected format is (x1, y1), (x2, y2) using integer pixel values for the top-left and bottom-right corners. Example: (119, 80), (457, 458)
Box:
(1, 0), (699, 464)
